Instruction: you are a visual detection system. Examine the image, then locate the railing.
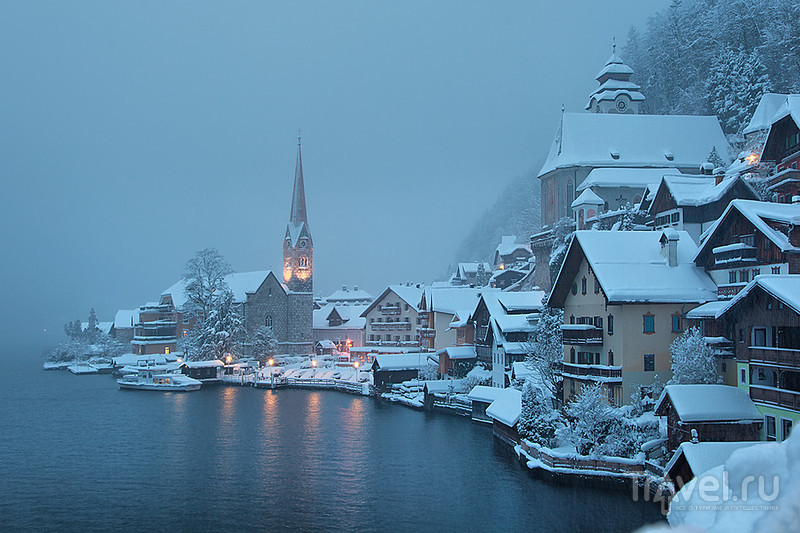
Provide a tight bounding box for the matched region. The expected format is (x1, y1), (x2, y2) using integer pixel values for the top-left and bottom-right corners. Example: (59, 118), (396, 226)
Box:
(747, 347), (800, 368)
(750, 385), (800, 411)
(520, 441), (644, 474)
(562, 362), (621, 379)
(371, 322), (412, 331)
(561, 326), (603, 345)
(381, 306), (401, 315)
(418, 328), (436, 339)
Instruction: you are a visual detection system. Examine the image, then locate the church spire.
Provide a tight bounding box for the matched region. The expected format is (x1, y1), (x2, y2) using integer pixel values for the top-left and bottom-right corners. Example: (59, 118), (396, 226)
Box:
(289, 131), (308, 226)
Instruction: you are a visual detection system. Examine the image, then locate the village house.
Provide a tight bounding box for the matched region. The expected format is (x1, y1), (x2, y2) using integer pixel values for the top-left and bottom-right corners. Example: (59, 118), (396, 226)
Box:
(110, 309), (137, 345)
(485, 387), (522, 447)
(692, 199), (800, 298)
(467, 385), (503, 424)
(323, 285), (373, 306)
(549, 230), (717, 406)
(656, 384), (763, 455)
(469, 291), (546, 388)
(761, 95), (800, 174)
(704, 275), (800, 442)
(370, 353), (430, 390)
(449, 262), (493, 287)
(418, 286), (489, 352)
(361, 284), (424, 348)
(493, 236), (532, 269)
(312, 302), (367, 349)
(436, 346), (477, 377)
(648, 174), (757, 243)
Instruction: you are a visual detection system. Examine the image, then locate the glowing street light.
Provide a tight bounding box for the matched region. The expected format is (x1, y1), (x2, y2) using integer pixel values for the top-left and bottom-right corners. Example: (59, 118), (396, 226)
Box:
(312, 358), (317, 378)
(354, 361), (360, 383)
(268, 358), (274, 388)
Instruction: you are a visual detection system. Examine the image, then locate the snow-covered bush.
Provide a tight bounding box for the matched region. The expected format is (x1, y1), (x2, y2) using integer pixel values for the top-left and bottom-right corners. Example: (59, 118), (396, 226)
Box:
(670, 327), (722, 385)
(518, 380), (564, 448)
(418, 362), (439, 381)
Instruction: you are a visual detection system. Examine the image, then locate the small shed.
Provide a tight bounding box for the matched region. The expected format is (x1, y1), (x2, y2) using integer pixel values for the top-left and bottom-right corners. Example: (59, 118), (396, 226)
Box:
(436, 346), (477, 376)
(486, 388), (522, 447)
(315, 340), (337, 355)
(655, 384), (763, 454)
(422, 379), (466, 410)
(665, 440), (763, 487)
(181, 360), (224, 382)
(467, 385), (504, 424)
(371, 354), (428, 390)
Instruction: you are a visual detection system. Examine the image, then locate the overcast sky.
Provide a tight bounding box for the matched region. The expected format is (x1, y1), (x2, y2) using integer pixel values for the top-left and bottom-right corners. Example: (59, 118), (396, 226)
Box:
(1, 1), (667, 353)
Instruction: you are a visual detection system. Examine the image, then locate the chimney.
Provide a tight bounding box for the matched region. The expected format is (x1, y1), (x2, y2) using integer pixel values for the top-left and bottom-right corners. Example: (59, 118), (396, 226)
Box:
(660, 229), (679, 267)
(342, 285), (347, 291)
(354, 286), (359, 291)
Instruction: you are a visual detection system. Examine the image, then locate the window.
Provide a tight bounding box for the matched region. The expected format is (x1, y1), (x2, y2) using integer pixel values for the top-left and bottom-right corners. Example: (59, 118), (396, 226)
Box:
(404, 335), (411, 341)
(607, 315), (614, 335)
(581, 277), (587, 295)
(571, 283), (577, 296)
(165, 346), (170, 355)
(739, 269), (749, 283)
(643, 354), (655, 372)
(753, 327), (767, 347)
(608, 350), (614, 366)
(183, 329), (188, 338)
(183, 315), (189, 325)
(740, 368), (747, 384)
(729, 271), (737, 284)
(671, 314), (682, 333)
(608, 386), (614, 404)
(570, 315), (575, 324)
(570, 348), (576, 363)
(594, 278), (600, 294)
(766, 415), (777, 441)
(752, 268), (761, 279)
(385, 334), (391, 341)
(772, 266), (781, 274)
(265, 316), (273, 328)
(740, 234), (755, 247)
(299, 257), (309, 268)
(643, 314), (655, 334)
(594, 316), (603, 329)
(570, 380), (575, 396)
(782, 419), (793, 441)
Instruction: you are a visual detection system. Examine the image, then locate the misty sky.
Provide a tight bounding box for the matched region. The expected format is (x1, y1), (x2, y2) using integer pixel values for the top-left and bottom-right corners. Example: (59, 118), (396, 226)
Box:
(1, 1), (667, 353)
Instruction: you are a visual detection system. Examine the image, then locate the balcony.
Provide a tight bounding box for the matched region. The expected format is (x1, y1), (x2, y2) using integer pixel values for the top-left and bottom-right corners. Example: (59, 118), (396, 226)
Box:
(712, 243), (757, 265)
(561, 325), (603, 345)
(418, 328), (436, 339)
(561, 362), (621, 382)
(371, 322), (412, 332)
(750, 385), (800, 411)
(381, 305), (401, 315)
(747, 347), (800, 368)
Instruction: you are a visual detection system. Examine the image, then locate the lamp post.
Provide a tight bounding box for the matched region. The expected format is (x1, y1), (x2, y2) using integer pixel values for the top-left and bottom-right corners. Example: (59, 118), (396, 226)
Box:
(354, 361), (360, 384)
(268, 358), (275, 388)
(312, 358), (317, 378)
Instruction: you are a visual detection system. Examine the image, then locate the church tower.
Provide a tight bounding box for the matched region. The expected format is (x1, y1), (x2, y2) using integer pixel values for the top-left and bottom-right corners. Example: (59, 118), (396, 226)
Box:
(283, 135), (313, 293)
(586, 42), (645, 114)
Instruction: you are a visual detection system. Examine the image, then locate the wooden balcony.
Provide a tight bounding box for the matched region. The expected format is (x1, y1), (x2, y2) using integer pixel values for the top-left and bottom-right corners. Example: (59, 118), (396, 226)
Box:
(561, 325), (603, 345)
(418, 328), (436, 339)
(561, 362), (621, 381)
(371, 322), (412, 332)
(746, 347), (800, 369)
(750, 385), (800, 411)
(380, 305), (401, 315)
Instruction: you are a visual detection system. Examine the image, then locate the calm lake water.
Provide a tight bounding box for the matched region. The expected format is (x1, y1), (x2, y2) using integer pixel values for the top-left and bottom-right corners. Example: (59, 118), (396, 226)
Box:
(0, 357), (664, 532)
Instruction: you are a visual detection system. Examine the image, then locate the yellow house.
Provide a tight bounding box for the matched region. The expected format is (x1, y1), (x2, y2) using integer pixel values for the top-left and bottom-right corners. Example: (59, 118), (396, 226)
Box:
(550, 229), (717, 405)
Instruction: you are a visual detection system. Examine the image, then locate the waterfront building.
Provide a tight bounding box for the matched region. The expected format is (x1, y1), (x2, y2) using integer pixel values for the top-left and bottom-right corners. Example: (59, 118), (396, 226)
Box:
(361, 284), (424, 347)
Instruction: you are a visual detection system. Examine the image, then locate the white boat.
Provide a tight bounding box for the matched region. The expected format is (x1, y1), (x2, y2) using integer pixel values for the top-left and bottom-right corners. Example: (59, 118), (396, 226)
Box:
(117, 368), (202, 392)
(42, 362), (72, 371)
(68, 363), (99, 375)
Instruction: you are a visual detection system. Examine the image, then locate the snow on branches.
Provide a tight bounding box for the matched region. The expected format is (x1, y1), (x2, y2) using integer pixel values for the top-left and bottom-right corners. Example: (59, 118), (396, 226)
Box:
(669, 326), (722, 385)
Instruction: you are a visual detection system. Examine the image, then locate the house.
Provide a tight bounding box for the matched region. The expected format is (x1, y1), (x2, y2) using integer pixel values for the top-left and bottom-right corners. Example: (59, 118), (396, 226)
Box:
(450, 262), (493, 287)
(470, 291), (546, 388)
(361, 284), (424, 347)
(709, 275), (800, 441)
(436, 346), (477, 377)
(315, 339), (337, 355)
(422, 379), (467, 411)
(418, 286), (490, 352)
(550, 230), (717, 405)
(743, 93), (790, 143)
(180, 360), (224, 382)
(467, 385), (504, 424)
(371, 353), (429, 390)
(312, 303), (367, 348)
(324, 285), (373, 306)
(665, 440), (762, 486)
(485, 387), (522, 446)
(761, 95), (800, 173)
(110, 309), (137, 345)
(692, 200), (800, 298)
(494, 236), (532, 269)
(648, 174), (758, 243)
(655, 384), (763, 454)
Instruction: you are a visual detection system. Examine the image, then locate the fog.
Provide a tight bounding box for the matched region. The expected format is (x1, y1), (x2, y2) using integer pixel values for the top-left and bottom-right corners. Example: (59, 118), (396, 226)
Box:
(0, 1), (666, 354)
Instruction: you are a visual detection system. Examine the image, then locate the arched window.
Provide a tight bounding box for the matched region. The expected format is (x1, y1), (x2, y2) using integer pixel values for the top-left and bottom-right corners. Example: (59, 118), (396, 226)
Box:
(299, 257), (309, 268)
(265, 315), (273, 328)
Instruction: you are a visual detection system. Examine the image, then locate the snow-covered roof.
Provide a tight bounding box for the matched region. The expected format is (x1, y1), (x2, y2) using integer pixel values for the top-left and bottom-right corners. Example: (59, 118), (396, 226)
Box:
(539, 113), (730, 177)
(695, 200), (800, 259)
(571, 188), (604, 208)
(163, 271), (275, 310)
(655, 174), (753, 208)
(719, 275), (800, 318)
(767, 94), (800, 130)
(436, 346), (477, 360)
(313, 303), (368, 329)
(485, 387), (522, 427)
(372, 353), (428, 371)
(467, 385), (504, 404)
(556, 230), (717, 304)
(665, 440), (764, 478)
(82, 321), (113, 335)
(383, 284), (425, 313)
(512, 361), (533, 379)
(325, 286), (373, 303)
(657, 384), (762, 423)
(495, 236), (531, 258)
(494, 313), (537, 333)
(426, 286), (492, 323)
(114, 309), (138, 329)
(316, 339), (336, 349)
(743, 93), (790, 135)
(424, 379), (466, 394)
(112, 353), (172, 366)
(182, 360), (224, 368)
(685, 300), (730, 320)
(577, 167), (675, 193)
(478, 291), (546, 339)
(586, 53), (644, 109)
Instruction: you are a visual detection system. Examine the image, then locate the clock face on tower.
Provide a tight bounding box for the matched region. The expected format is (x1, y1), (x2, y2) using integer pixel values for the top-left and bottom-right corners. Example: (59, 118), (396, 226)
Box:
(615, 98), (628, 112)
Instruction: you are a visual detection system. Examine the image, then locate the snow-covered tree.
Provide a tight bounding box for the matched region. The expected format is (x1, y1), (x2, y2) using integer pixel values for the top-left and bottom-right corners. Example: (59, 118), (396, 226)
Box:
(669, 327), (722, 385)
(617, 202), (646, 231)
(518, 380), (564, 447)
(184, 288), (244, 361)
(561, 382), (613, 455)
(251, 326), (279, 365)
(419, 362), (439, 381)
(183, 248), (233, 323)
(706, 48), (771, 135)
(525, 306), (564, 403)
(549, 217), (575, 283)
(64, 318), (83, 341)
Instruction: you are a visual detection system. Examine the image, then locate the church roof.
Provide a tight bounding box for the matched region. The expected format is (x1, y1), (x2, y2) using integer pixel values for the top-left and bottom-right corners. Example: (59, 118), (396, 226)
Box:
(539, 113), (731, 177)
(571, 188), (604, 208)
(586, 50), (644, 110)
(286, 139), (311, 246)
(163, 270), (279, 310)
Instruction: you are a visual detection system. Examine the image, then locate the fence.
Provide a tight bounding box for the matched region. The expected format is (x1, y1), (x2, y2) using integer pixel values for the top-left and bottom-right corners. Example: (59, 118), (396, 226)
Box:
(520, 440), (644, 475)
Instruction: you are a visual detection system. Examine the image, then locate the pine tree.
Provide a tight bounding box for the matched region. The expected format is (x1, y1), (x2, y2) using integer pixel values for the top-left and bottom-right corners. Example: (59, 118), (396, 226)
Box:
(669, 327), (722, 385)
(251, 326), (279, 365)
(185, 289), (243, 361)
(525, 306), (564, 402)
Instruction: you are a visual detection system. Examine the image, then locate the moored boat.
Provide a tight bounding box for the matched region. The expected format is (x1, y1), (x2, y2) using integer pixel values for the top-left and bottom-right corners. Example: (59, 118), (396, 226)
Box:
(68, 363), (99, 375)
(117, 367), (202, 392)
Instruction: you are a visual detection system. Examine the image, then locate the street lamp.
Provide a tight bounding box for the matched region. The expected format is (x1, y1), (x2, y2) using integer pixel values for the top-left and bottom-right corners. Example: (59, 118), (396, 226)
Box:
(354, 361), (360, 384)
(268, 358), (274, 388)
(312, 358), (317, 378)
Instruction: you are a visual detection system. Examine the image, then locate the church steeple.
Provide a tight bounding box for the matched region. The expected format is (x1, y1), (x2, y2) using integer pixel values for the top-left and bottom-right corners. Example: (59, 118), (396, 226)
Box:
(283, 132), (313, 293)
(586, 41), (645, 114)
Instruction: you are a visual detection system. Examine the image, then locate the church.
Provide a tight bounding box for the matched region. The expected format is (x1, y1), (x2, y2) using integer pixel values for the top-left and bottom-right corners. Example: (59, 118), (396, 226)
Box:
(135, 137), (315, 357)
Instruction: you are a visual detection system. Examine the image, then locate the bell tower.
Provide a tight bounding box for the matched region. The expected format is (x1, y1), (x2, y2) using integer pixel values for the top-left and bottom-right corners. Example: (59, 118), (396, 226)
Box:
(586, 41), (645, 114)
(283, 133), (313, 294)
